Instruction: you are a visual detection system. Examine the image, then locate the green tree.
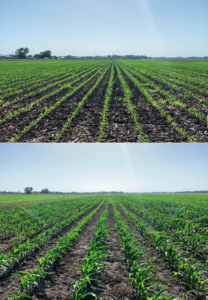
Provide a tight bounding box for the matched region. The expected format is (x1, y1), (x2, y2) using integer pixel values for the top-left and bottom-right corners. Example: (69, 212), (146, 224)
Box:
(39, 50), (51, 58)
(15, 47), (29, 59)
(24, 187), (33, 194)
(40, 188), (49, 194)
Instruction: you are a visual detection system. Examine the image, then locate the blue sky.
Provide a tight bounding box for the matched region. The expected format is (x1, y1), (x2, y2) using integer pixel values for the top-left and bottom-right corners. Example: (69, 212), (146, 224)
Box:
(1, 0), (207, 57)
(0, 144), (207, 193)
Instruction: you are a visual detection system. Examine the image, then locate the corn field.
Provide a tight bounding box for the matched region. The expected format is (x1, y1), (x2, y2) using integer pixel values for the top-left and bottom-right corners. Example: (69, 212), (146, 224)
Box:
(0, 59), (208, 143)
(0, 194), (208, 299)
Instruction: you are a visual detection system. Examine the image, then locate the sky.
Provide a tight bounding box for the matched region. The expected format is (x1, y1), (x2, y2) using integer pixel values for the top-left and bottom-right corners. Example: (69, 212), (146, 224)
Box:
(0, 144), (207, 193)
(1, 0), (207, 57)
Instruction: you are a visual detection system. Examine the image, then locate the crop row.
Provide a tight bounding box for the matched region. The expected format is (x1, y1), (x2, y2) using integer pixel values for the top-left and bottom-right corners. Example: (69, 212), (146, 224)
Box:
(0, 60), (104, 89)
(0, 197), (93, 241)
(121, 64), (207, 122)
(112, 200), (179, 300)
(1, 64), (107, 129)
(125, 62), (208, 95)
(0, 61), (101, 97)
(117, 64), (197, 142)
(70, 199), (110, 300)
(8, 199), (105, 299)
(9, 64), (110, 142)
(0, 199), (100, 278)
(116, 198), (208, 298)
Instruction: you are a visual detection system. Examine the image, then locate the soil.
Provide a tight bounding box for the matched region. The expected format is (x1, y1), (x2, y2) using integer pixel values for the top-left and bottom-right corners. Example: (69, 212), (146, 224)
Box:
(0, 201), (103, 299)
(16, 67), (108, 143)
(0, 68), (103, 142)
(0, 202), (92, 256)
(102, 66), (140, 142)
(124, 65), (208, 111)
(122, 202), (208, 283)
(1, 62), (208, 143)
(0, 67), (94, 117)
(116, 204), (197, 300)
(57, 66), (112, 142)
(119, 66), (187, 142)
(31, 202), (135, 300)
(1, 201), (206, 300)
(0, 70), (82, 104)
(122, 65), (208, 142)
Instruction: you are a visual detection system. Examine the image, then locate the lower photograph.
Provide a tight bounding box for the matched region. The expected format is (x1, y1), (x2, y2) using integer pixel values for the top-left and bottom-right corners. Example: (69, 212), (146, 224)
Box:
(0, 143), (207, 300)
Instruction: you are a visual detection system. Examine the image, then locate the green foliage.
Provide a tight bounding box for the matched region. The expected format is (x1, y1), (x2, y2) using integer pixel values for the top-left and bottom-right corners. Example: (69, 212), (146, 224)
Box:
(24, 187), (33, 195)
(15, 48), (29, 59)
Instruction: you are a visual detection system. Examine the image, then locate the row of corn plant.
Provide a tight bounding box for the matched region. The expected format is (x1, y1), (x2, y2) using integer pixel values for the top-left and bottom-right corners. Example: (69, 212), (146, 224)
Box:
(53, 64), (111, 142)
(0, 66), (91, 102)
(115, 63), (148, 142)
(0, 62), (99, 98)
(8, 64), (110, 143)
(0, 199), (100, 278)
(70, 199), (110, 300)
(117, 64), (197, 142)
(0, 64), (104, 112)
(3, 198), (94, 249)
(0, 60), (105, 90)
(129, 62), (208, 97)
(122, 62), (208, 106)
(0, 64), (107, 129)
(116, 199), (208, 299)
(118, 197), (208, 264)
(121, 64), (207, 123)
(112, 200), (180, 300)
(97, 63), (115, 142)
(0, 197), (92, 241)
(122, 60), (208, 93)
(8, 199), (105, 300)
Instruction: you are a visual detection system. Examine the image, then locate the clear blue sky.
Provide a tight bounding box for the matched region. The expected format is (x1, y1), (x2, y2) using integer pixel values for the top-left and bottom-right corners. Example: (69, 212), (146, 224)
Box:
(1, 0), (207, 57)
(0, 144), (207, 193)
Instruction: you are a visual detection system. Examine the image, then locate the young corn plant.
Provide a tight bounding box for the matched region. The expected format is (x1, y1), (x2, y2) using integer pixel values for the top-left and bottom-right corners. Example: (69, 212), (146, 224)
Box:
(112, 201), (178, 300)
(69, 200), (110, 300)
(8, 200), (105, 299)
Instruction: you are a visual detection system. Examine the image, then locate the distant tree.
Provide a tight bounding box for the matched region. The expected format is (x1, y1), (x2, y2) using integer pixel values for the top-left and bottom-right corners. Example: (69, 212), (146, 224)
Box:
(39, 50), (51, 58)
(40, 188), (49, 194)
(24, 187), (33, 194)
(15, 47), (29, 59)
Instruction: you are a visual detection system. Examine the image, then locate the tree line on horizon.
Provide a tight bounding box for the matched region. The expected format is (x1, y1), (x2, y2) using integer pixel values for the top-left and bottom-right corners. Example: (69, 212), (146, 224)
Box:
(10, 48), (208, 60)
(0, 190), (208, 195)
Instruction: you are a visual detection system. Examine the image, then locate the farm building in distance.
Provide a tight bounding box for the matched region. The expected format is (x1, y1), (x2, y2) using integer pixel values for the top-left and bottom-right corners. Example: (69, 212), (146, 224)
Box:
(0, 55), (13, 59)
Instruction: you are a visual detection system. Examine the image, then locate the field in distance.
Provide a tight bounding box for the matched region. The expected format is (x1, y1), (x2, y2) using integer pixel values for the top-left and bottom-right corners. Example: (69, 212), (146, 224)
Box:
(0, 59), (208, 143)
(0, 193), (87, 205)
(0, 193), (208, 300)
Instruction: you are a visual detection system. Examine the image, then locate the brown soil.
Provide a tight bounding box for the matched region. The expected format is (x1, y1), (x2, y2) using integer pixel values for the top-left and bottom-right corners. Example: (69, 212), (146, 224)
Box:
(120, 64), (208, 142)
(0, 70), (82, 104)
(1, 62), (207, 143)
(0, 68), (103, 142)
(31, 202), (106, 300)
(144, 68), (208, 109)
(0, 202), (90, 255)
(58, 65), (112, 142)
(30, 203), (135, 300)
(0, 201), (103, 298)
(125, 65), (208, 103)
(16, 67), (108, 143)
(116, 204), (197, 300)
(122, 203), (208, 281)
(118, 65), (187, 142)
(102, 66), (140, 142)
(0, 68), (94, 118)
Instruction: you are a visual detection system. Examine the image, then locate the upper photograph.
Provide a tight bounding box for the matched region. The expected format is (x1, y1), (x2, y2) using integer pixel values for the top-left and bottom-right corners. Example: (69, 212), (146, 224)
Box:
(0, 0), (207, 143)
